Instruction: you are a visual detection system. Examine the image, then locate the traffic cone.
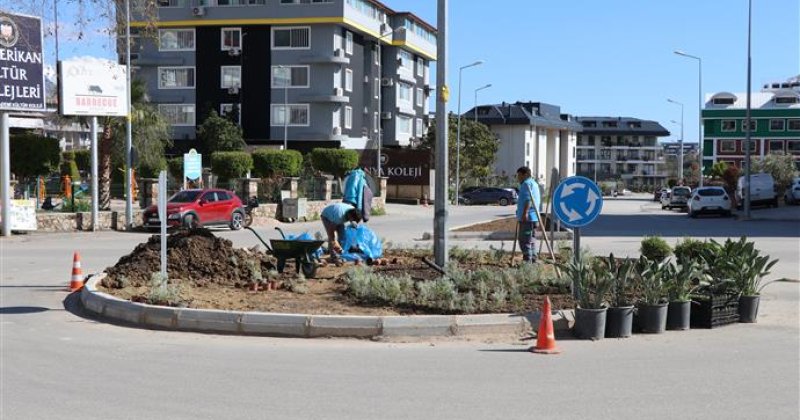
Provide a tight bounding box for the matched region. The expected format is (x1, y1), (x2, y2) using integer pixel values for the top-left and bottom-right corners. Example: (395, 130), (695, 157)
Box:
(530, 296), (561, 354)
(69, 251), (85, 292)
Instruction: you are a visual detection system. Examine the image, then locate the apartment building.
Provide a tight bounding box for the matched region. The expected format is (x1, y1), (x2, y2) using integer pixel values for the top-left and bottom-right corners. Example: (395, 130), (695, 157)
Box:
(575, 117), (670, 188)
(464, 101), (581, 187)
(128, 0), (436, 152)
(702, 77), (800, 171)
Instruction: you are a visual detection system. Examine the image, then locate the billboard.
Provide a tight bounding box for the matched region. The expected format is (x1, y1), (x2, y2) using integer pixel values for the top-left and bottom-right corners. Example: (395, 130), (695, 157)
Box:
(58, 59), (129, 116)
(0, 11), (45, 112)
(359, 149), (432, 185)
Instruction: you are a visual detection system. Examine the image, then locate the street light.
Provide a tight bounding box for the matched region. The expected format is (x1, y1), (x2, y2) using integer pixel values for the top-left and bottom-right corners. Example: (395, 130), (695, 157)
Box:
(674, 49), (703, 187)
(455, 60), (483, 206)
(473, 83), (491, 122)
(376, 27), (396, 177)
(744, 0), (754, 219)
(276, 65), (289, 149)
(667, 98), (685, 183)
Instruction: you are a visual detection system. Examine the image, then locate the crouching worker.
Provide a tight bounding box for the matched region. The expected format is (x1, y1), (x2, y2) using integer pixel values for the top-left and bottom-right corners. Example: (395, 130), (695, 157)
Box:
(516, 166), (541, 263)
(321, 202), (362, 255)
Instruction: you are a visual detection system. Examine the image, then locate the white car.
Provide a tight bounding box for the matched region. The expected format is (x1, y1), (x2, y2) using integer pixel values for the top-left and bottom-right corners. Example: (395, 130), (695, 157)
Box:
(736, 173), (778, 208)
(688, 187), (732, 218)
(784, 178), (800, 205)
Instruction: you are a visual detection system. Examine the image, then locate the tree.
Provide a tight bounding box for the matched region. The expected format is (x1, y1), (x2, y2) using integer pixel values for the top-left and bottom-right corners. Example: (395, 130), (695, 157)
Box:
(752, 152), (798, 192)
(709, 161), (728, 179)
(422, 114), (499, 186)
(10, 134), (61, 180)
(197, 111), (245, 154)
(61, 151), (81, 181)
(310, 148), (359, 180)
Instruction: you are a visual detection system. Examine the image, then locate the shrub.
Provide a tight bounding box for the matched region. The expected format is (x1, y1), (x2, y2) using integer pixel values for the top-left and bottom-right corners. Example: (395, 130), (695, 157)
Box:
(310, 148), (359, 179)
(640, 236), (671, 262)
(167, 157), (184, 181)
(61, 151), (81, 181)
(74, 150), (91, 173)
(10, 133), (61, 179)
(138, 157), (167, 178)
(673, 238), (707, 265)
(211, 151), (253, 182)
(197, 110), (245, 153)
(252, 149), (303, 178)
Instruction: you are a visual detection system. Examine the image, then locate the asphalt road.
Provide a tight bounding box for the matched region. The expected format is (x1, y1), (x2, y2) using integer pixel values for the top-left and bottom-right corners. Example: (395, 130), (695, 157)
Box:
(1, 201), (798, 419)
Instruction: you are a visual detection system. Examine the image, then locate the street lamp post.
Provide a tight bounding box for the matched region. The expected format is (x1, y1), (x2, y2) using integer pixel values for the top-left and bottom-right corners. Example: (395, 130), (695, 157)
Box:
(455, 60), (483, 206)
(744, 0), (753, 219)
(473, 83), (491, 122)
(276, 65), (289, 149)
(434, 0), (448, 267)
(376, 28), (395, 177)
(125, 0), (133, 228)
(674, 50), (703, 187)
(667, 99), (684, 183)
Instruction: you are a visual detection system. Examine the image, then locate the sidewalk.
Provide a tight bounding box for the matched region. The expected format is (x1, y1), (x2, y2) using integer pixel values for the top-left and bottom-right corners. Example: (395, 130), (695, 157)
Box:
(734, 204), (800, 222)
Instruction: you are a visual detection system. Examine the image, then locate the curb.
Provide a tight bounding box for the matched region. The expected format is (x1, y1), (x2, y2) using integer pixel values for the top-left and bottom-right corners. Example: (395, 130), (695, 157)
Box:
(80, 274), (574, 338)
(448, 231), (573, 241)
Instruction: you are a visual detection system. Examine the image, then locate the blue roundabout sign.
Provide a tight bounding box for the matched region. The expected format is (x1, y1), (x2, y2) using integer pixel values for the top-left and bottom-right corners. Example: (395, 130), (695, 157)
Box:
(552, 176), (603, 228)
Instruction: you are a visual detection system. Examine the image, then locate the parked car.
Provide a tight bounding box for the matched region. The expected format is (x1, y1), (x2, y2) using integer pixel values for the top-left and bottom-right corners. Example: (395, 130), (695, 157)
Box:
(688, 187), (732, 218)
(736, 173), (778, 208)
(143, 189), (245, 230)
(663, 186), (691, 210)
(458, 187), (518, 206)
(659, 189), (671, 208)
(654, 188), (668, 202)
(783, 177), (800, 205)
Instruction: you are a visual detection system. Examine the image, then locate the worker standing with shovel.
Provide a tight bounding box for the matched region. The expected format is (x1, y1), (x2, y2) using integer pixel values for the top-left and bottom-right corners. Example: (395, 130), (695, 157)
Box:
(515, 166), (541, 264)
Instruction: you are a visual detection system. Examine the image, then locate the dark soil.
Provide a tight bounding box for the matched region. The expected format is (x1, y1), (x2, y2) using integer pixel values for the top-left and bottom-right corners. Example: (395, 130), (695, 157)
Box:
(454, 217), (517, 232)
(100, 228), (575, 315)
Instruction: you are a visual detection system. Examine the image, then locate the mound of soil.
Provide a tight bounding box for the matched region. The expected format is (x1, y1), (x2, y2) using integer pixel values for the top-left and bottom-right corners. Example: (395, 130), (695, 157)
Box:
(103, 228), (273, 289)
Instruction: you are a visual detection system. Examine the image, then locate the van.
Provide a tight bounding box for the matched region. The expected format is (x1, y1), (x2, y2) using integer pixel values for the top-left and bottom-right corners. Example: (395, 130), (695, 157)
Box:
(736, 173), (778, 208)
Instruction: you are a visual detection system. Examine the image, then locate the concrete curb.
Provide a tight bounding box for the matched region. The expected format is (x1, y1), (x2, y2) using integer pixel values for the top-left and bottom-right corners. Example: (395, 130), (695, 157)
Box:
(448, 231), (573, 241)
(80, 274), (574, 338)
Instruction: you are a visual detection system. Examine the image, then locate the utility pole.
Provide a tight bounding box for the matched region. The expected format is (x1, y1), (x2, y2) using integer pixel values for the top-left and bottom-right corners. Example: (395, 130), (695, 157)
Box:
(434, 0), (449, 267)
(744, 0), (753, 219)
(125, 0), (134, 229)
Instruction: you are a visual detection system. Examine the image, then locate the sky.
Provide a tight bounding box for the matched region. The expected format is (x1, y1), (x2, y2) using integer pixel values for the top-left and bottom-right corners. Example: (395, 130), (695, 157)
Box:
(3, 0), (798, 144)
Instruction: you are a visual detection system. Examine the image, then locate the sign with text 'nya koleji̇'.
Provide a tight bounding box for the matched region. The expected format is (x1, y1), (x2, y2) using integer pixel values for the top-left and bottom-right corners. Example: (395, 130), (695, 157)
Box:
(0, 11), (45, 111)
(59, 59), (129, 116)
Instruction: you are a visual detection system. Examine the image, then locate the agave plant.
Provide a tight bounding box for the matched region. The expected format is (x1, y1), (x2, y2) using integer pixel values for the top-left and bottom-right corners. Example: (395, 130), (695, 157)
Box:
(666, 260), (709, 302)
(560, 257), (612, 309)
(701, 237), (779, 296)
(605, 253), (636, 307)
(636, 257), (669, 306)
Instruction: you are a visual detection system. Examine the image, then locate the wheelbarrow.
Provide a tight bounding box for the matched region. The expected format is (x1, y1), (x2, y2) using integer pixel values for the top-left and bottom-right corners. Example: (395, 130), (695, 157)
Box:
(245, 226), (323, 278)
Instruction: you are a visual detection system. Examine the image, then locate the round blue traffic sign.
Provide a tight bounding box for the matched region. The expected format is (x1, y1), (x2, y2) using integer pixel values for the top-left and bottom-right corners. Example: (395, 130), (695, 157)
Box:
(552, 176), (603, 228)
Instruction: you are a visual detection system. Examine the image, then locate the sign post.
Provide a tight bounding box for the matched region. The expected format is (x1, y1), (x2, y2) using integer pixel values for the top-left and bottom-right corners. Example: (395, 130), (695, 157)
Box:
(0, 11), (46, 236)
(552, 176), (604, 297)
(158, 170), (167, 278)
(183, 149), (202, 190)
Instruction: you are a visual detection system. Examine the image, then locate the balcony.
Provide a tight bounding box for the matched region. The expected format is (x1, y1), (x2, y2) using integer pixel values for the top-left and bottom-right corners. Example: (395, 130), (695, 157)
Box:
(298, 52), (350, 66)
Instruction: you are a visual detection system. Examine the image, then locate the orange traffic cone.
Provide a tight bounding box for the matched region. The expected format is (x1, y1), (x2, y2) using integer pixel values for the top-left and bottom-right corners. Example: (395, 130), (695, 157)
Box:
(531, 296), (561, 354)
(69, 251), (85, 292)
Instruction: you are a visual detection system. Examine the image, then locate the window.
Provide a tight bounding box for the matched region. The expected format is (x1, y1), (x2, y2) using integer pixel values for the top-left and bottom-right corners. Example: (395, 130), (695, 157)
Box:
(272, 27), (310, 49)
(373, 44), (380, 65)
(271, 104), (310, 126)
(397, 115), (411, 134)
(221, 28), (241, 51)
(159, 104), (195, 126)
(373, 112), (379, 132)
(333, 67), (341, 89)
(333, 33), (342, 52)
(712, 97), (735, 105)
(344, 106), (352, 129)
(398, 50), (413, 71)
(601, 121), (618, 128)
(158, 67), (195, 89)
(159, 29), (194, 51)
(416, 57), (424, 77)
(416, 88), (423, 107)
(769, 119), (785, 131)
(281, 0), (333, 3)
(398, 82), (412, 103)
(775, 95), (799, 104)
(742, 119), (757, 132)
(221, 66), (241, 89)
(415, 118), (423, 137)
(719, 140), (736, 153)
(345, 31), (353, 55)
(768, 140), (784, 153)
(721, 120), (736, 132)
(788, 119), (800, 131)
(374, 78), (380, 98)
(220, 104), (241, 124)
(788, 140), (800, 153)
(271, 65), (309, 88)
(345, 69), (353, 92)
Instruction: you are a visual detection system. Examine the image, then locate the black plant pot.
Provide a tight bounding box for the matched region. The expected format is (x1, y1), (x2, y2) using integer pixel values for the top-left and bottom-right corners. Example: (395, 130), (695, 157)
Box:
(636, 303), (668, 334)
(574, 307), (607, 340)
(605, 306), (634, 338)
(667, 300), (691, 330)
(739, 295), (760, 323)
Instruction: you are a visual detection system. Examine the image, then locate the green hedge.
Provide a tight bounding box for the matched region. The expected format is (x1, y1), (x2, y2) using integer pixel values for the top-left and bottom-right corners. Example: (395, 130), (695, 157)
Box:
(167, 157), (184, 181)
(9, 133), (60, 179)
(211, 151), (253, 182)
(138, 158), (167, 178)
(74, 150), (91, 173)
(252, 149), (303, 178)
(60, 151), (81, 181)
(310, 148), (359, 179)
(640, 236), (672, 262)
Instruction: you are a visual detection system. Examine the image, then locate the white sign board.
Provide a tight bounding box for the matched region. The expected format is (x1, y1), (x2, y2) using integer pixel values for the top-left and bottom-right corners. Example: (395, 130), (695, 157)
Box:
(58, 59), (129, 116)
(0, 199), (37, 231)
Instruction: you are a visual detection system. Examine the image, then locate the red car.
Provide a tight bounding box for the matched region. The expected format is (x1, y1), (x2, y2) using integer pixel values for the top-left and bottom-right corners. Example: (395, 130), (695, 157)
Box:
(143, 189), (245, 230)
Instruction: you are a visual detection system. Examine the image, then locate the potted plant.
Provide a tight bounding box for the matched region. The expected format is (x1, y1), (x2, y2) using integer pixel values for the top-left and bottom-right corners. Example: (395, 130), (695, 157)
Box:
(726, 237), (779, 323)
(640, 236), (672, 262)
(561, 257), (612, 340)
(635, 257), (669, 333)
(665, 261), (706, 330)
(689, 240), (739, 328)
(604, 253), (636, 338)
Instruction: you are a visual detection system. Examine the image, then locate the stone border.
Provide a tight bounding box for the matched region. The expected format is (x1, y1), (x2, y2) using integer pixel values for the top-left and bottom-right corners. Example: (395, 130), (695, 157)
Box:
(80, 274), (574, 338)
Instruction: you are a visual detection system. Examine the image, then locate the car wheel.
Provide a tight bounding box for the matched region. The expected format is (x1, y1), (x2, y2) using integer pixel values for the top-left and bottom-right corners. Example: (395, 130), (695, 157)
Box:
(183, 214), (198, 229)
(230, 211), (244, 230)
(661, 205), (666, 210)
(689, 211), (697, 218)
(724, 211), (732, 218)
(499, 197), (510, 206)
